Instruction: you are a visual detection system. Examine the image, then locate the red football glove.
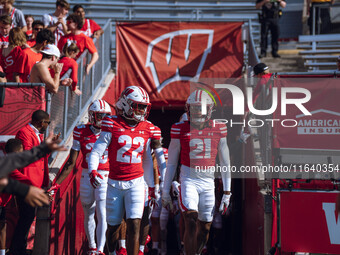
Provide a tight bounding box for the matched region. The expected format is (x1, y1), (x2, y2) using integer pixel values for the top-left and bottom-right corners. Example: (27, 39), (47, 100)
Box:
(89, 170), (103, 189)
(47, 183), (61, 201)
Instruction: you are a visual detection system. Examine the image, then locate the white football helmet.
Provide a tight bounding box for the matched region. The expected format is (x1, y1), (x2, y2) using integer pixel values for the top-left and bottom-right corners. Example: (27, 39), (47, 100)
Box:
(186, 90), (214, 124)
(88, 99), (111, 128)
(116, 86), (151, 122)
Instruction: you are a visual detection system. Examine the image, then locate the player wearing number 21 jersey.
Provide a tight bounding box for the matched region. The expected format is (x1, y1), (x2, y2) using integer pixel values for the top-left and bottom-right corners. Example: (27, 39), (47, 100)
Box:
(89, 86), (166, 255)
(162, 89), (231, 255)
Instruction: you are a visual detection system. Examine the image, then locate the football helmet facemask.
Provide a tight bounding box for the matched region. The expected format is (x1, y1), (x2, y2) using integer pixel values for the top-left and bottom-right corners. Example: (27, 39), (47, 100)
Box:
(116, 86), (151, 122)
(88, 99), (112, 128)
(185, 90), (214, 124)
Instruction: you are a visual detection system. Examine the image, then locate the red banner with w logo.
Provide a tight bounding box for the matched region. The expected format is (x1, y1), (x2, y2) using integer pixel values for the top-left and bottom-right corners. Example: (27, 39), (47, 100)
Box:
(116, 22), (243, 107)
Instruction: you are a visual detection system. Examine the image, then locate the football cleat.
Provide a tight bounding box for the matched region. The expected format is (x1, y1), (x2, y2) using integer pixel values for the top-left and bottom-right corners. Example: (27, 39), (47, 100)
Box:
(116, 247), (127, 255)
(87, 248), (97, 255)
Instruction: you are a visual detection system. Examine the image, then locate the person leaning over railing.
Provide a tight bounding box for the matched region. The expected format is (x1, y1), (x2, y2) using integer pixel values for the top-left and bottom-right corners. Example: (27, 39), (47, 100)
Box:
(57, 14), (99, 75)
(13, 28), (55, 83)
(29, 44), (72, 94)
(53, 41), (81, 95)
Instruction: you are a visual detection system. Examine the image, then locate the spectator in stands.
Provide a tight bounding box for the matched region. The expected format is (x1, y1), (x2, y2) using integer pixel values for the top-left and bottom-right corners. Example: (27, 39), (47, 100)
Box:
(14, 29), (55, 82)
(337, 56), (340, 71)
(29, 44), (71, 93)
(58, 14), (99, 75)
(0, 0), (26, 31)
(26, 20), (44, 47)
(58, 41), (81, 95)
(73, 4), (103, 39)
(42, 0), (69, 45)
(24, 14), (33, 39)
(256, 0), (286, 58)
(0, 15), (11, 48)
(307, 0), (334, 35)
(0, 27), (26, 82)
(9, 110), (52, 255)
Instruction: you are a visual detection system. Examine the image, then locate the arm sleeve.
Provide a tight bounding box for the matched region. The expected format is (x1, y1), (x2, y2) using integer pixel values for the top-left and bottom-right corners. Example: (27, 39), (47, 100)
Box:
(218, 137), (231, 191)
(70, 60), (78, 90)
(9, 169), (32, 185)
(88, 131), (111, 174)
(0, 143), (51, 178)
(71, 139), (81, 151)
(2, 178), (30, 198)
(85, 36), (98, 54)
(154, 147), (166, 182)
(91, 19), (102, 31)
(142, 139), (154, 187)
(163, 139), (180, 194)
(16, 130), (34, 150)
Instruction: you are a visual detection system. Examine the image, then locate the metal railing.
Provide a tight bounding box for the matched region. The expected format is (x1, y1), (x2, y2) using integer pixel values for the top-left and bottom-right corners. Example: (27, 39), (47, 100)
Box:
(48, 19), (112, 144)
(310, 2), (340, 35)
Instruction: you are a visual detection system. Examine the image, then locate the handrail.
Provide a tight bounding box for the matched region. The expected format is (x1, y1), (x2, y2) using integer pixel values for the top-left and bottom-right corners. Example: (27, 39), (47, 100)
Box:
(46, 19), (112, 152)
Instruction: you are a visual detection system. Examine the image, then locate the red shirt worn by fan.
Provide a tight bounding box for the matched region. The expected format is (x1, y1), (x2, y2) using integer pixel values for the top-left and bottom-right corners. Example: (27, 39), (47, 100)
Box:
(80, 19), (101, 38)
(15, 124), (49, 188)
(0, 46), (22, 81)
(57, 33), (97, 58)
(15, 47), (42, 82)
(101, 115), (161, 181)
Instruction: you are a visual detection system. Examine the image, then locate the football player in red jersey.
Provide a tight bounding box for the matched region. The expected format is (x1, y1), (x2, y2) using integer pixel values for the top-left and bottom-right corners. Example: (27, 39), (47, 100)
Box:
(53, 99), (111, 255)
(162, 90), (232, 255)
(89, 86), (166, 255)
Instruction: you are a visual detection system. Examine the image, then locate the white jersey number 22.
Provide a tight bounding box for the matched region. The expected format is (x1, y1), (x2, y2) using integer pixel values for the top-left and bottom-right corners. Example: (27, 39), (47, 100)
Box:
(116, 135), (145, 163)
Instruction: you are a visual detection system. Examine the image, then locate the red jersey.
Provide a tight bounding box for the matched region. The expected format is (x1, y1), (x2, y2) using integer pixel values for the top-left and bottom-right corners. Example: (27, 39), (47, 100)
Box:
(80, 19), (101, 38)
(170, 120), (227, 168)
(15, 47), (42, 82)
(0, 34), (9, 48)
(27, 38), (36, 47)
(101, 115), (161, 181)
(57, 33), (97, 58)
(0, 46), (23, 81)
(26, 30), (32, 38)
(73, 124), (109, 171)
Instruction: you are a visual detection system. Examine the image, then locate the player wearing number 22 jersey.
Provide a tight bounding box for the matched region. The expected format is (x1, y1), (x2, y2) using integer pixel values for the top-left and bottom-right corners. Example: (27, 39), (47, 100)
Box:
(89, 86), (166, 255)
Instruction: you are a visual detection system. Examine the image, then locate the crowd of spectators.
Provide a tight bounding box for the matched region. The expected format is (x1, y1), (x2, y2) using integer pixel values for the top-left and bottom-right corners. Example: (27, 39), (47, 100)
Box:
(0, 0), (101, 94)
